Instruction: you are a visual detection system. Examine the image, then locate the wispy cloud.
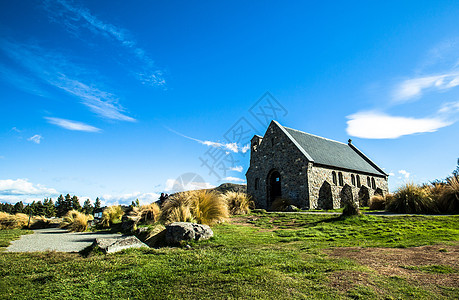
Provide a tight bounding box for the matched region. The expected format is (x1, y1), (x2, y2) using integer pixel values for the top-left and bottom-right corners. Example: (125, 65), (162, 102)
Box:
(222, 177), (246, 183)
(44, 0), (165, 87)
(346, 111), (451, 139)
(28, 134), (43, 144)
(166, 127), (250, 154)
(0, 178), (59, 204)
(45, 117), (101, 132)
(229, 166), (243, 172)
(393, 73), (459, 101)
(398, 170), (410, 180)
(0, 39), (135, 122)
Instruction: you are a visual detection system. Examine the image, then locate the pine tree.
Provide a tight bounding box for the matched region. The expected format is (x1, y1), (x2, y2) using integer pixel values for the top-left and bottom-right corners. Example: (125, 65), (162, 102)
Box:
(82, 199), (93, 215)
(43, 198), (56, 217)
(94, 197), (101, 212)
(55, 194), (65, 217)
(71, 195), (81, 211)
(13, 201), (24, 214)
(64, 194), (72, 214)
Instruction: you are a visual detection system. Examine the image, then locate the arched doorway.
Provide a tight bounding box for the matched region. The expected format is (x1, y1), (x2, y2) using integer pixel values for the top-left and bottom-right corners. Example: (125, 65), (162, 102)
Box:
(318, 181), (333, 210)
(267, 170), (281, 208)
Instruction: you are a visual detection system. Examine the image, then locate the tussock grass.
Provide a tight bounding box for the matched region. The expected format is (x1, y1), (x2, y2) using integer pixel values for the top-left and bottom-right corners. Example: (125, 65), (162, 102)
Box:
(369, 195), (386, 210)
(132, 203), (161, 225)
(160, 190), (228, 225)
(222, 191), (254, 215)
(190, 190), (228, 225)
(101, 205), (124, 227)
(0, 212), (30, 230)
(386, 183), (438, 214)
(437, 174), (459, 213)
(60, 210), (93, 232)
(271, 198), (291, 212)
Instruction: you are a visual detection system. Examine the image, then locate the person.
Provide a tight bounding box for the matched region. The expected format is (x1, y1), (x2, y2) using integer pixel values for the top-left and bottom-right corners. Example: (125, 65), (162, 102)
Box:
(159, 193), (166, 205)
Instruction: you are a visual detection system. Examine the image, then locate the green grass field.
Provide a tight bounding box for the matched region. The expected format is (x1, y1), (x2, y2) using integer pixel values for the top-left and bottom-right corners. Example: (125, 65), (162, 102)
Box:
(0, 212), (457, 299)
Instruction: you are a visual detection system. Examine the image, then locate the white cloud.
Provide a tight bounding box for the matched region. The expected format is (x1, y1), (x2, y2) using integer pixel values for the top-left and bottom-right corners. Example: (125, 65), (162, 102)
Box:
(398, 170), (410, 180)
(229, 166), (243, 172)
(45, 117), (101, 132)
(388, 172), (395, 176)
(222, 177), (246, 183)
(28, 134), (43, 144)
(394, 73), (459, 101)
(0, 179), (59, 204)
(164, 178), (214, 193)
(100, 192), (160, 206)
(346, 111), (451, 139)
(43, 0), (165, 87)
(167, 127), (250, 153)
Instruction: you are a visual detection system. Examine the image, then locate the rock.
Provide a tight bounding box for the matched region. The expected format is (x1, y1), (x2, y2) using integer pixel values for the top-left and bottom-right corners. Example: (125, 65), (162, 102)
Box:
(165, 222), (213, 245)
(94, 236), (149, 253)
(341, 184), (360, 216)
(285, 205), (299, 212)
(121, 215), (140, 233)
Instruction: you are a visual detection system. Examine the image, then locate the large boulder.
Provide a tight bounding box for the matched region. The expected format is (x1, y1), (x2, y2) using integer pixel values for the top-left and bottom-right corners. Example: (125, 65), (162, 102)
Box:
(341, 184), (360, 216)
(94, 236), (149, 253)
(165, 222), (213, 245)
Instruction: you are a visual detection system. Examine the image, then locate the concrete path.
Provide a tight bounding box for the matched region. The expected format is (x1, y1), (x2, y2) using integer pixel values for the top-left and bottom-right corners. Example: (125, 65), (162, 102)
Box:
(6, 227), (123, 253)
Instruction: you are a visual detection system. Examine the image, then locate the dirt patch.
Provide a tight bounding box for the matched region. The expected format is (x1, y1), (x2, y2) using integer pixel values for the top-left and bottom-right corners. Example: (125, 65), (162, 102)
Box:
(327, 244), (459, 288)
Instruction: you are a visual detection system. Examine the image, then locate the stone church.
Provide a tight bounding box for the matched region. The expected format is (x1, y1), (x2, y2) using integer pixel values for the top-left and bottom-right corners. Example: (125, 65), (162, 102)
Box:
(246, 120), (389, 210)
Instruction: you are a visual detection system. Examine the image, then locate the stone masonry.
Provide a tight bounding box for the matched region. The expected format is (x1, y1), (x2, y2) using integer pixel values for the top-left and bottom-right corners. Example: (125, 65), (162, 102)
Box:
(246, 120), (389, 210)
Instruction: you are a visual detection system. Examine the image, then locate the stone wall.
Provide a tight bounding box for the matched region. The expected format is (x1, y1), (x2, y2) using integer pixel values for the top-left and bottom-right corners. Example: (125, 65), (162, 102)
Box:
(246, 121), (310, 209)
(308, 165), (389, 209)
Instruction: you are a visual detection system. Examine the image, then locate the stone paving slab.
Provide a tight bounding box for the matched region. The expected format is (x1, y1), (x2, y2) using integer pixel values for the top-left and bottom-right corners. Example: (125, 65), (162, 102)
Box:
(6, 228), (124, 253)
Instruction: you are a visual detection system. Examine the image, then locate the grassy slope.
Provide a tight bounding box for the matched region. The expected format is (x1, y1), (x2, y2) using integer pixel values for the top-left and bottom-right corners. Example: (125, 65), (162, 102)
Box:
(0, 213), (457, 299)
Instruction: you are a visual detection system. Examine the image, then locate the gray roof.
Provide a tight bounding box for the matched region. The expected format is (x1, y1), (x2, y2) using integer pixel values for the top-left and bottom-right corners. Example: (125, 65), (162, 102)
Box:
(276, 122), (386, 176)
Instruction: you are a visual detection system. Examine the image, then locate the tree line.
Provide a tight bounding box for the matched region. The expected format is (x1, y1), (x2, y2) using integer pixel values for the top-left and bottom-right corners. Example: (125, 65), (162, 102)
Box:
(0, 194), (102, 217)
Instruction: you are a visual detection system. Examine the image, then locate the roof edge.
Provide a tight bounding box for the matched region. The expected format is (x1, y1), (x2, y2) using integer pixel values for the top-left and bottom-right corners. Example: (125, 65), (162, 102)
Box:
(272, 120), (314, 162)
(348, 143), (388, 177)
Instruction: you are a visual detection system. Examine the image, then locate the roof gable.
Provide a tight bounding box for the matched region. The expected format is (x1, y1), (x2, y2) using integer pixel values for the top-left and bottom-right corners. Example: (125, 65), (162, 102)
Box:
(272, 121), (386, 176)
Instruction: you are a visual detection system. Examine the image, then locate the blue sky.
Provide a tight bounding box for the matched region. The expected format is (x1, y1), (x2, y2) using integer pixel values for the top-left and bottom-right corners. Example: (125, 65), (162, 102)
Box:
(1, 0), (459, 206)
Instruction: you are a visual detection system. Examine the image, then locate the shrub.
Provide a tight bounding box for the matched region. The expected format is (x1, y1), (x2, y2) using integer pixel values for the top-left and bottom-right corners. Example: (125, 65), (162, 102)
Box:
(60, 210), (93, 232)
(0, 212), (30, 229)
(160, 191), (195, 224)
(160, 190), (228, 225)
(132, 203), (161, 225)
(101, 205), (124, 228)
(189, 190), (228, 225)
(369, 195), (386, 210)
(271, 198), (291, 211)
(386, 183), (438, 214)
(29, 216), (52, 229)
(433, 175), (459, 213)
(221, 191), (254, 215)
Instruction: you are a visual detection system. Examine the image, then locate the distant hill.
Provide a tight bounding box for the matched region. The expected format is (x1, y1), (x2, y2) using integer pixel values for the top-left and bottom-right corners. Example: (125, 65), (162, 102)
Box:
(210, 183), (247, 194)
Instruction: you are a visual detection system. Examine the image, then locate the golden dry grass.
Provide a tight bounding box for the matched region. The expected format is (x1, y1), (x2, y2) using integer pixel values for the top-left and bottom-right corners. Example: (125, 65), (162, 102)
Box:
(160, 191), (195, 223)
(132, 203), (161, 224)
(386, 183), (438, 214)
(221, 191), (254, 215)
(60, 210), (93, 232)
(369, 195), (386, 210)
(0, 212), (31, 229)
(101, 205), (124, 227)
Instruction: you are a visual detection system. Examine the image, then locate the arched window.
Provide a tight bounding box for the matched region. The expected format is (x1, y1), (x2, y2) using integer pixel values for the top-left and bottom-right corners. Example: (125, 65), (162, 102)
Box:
(351, 174), (356, 186)
(338, 172), (344, 186)
(367, 176), (371, 187)
(332, 171), (337, 185)
(356, 175), (361, 187)
(255, 178), (259, 190)
(371, 178), (376, 189)
(271, 138), (274, 147)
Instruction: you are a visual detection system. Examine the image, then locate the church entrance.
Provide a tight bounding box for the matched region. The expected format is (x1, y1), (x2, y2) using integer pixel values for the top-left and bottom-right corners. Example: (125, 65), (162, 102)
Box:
(267, 170), (281, 209)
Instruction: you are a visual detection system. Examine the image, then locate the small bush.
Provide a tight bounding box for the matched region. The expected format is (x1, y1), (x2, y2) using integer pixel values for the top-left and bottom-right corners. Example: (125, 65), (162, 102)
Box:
(101, 205), (124, 228)
(160, 190), (228, 225)
(271, 198), (291, 211)
(436, 175), (459, 213)
(60, 210), (93, 232)
(132, 203), (161, 225)
(0, 212), (30, 229)
(190, 190), (228, 225)
(386, 183), (438, 214)
(221, 191), (254, 215)
(369, 195), (386, 210)
(160, 192), (195, 224)
(29, 216), (52, 229)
